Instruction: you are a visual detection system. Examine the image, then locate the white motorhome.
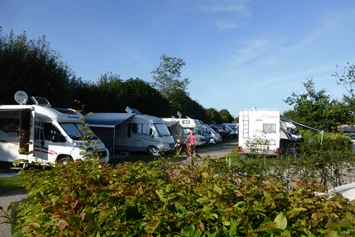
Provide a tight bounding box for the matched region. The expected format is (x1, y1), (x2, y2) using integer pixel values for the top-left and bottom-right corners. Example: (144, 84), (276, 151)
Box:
(0, 92), (110, 165)
(202, 124), (222, 144)
(238, 109), (294, 156)
(85, 108), (175, 156)
(162, 117), (206, 146)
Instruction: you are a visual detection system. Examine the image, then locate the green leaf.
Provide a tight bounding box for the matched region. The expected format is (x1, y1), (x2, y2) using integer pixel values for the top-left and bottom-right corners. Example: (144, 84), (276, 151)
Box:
(229, 219), (238, 236)
(213, 184), (222, 195)
(68, 214), (81, 226)
(202, 172), (210, 179)
(166, 183), (173, 192)
(196, 197), (209, 204)
(274, 212), (287, 230)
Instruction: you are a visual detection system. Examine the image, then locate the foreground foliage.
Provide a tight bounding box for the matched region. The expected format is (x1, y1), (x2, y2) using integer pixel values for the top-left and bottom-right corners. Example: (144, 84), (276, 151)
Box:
(12, 158), (355, 236)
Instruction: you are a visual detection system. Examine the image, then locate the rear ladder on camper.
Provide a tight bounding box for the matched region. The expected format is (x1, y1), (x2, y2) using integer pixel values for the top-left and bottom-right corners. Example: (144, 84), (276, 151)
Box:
(241, 110), (249, 139)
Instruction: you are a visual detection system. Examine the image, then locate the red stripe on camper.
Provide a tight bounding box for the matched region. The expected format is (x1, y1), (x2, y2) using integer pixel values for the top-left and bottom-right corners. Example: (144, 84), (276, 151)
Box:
(34, 149), (55, 156)
(0, 140), (19, 146)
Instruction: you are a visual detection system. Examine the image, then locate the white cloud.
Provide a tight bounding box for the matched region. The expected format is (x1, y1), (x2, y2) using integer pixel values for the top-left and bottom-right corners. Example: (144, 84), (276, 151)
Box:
(255, 65), (336, 87)
(200, 0), (250, 15)
(199, 0), (251, 29)
(285, 9), (355, 52)
(231, 39), (272, 65)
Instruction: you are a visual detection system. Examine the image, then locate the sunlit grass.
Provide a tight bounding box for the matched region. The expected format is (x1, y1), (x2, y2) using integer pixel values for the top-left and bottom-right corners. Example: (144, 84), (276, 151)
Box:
(0, 174), (26, 193)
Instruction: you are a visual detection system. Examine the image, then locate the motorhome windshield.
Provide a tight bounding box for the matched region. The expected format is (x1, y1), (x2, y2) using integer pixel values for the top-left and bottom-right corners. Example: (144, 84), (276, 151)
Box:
(60, 123), (98, 140)
(155, 123), (171, 137)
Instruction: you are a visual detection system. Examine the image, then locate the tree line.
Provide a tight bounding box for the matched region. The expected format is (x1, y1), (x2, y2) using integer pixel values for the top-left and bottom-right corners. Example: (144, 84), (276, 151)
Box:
(0, 28), (234, 124)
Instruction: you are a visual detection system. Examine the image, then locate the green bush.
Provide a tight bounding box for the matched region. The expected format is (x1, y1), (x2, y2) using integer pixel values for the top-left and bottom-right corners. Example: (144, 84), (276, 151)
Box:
(13, 158), (355, 236)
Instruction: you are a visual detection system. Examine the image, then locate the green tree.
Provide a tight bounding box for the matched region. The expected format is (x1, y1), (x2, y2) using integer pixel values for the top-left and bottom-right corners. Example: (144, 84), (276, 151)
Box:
(219, 109), (234, 123)
(332, 62), (355, 119)
(333, 62), (355, 98)
(206, 108), (222, 124)
(74, 73), (173, 117)
(121, 78), (172, 117)
(0, 28), (74, 106)
(166, 89), (208, 121)
(151, 54), (190, 98)
(284, 79), (349, 131)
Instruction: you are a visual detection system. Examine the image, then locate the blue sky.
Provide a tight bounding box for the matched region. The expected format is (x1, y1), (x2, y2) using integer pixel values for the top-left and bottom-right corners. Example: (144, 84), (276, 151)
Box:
(1, 0), (355, 117)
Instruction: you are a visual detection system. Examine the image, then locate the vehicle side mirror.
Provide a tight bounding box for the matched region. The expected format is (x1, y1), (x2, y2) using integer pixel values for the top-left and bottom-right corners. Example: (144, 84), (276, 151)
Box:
(52, 132), (65, 143)
(52, 133), (59, 142)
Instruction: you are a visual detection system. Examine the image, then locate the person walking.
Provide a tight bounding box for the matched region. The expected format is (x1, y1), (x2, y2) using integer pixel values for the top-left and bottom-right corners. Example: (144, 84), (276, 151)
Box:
(185, 130), (197, 161)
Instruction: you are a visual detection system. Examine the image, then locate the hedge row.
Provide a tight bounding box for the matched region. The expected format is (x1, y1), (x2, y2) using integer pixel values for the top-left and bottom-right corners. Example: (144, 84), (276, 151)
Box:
(12, 157), (355, 237)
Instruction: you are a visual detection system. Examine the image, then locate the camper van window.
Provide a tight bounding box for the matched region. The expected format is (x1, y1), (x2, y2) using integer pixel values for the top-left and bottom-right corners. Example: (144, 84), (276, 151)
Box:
(263, 123), (276, 133)
(43, 123), (65, 142)
(0, 118), (19, 133)
(132, 123), (145, 134)
(155, 123), (170, 136)
(34, 121), (42, 140)
(60, 123), (98, 140)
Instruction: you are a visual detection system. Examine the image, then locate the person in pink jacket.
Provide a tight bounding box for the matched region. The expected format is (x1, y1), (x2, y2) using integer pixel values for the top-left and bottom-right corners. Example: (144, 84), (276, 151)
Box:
(185, 130), (197, 160)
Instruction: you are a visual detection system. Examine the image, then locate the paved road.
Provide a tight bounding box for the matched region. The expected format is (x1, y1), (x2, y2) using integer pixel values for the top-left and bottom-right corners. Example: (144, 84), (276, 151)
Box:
(0, 189), (27, 237)
(197, 138), (238, 159)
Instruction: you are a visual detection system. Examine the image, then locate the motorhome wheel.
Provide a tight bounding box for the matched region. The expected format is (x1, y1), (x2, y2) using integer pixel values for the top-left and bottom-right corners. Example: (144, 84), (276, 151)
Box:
(147, 146), (159, 156)
(57, 156), (73, 165)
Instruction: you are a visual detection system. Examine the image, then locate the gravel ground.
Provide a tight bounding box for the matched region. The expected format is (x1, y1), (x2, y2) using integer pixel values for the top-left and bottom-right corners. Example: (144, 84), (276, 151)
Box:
(0, 189), (28, 237)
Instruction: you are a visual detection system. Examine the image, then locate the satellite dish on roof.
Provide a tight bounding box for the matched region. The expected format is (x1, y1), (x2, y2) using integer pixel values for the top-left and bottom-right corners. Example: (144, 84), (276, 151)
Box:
(14, 90), (28, 105)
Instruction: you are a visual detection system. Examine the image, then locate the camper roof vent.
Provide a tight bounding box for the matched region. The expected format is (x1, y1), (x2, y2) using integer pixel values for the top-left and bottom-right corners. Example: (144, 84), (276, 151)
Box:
(31, 96), (52, 107)
(14, 90), (28, 105)
(125, 106), (142, 115)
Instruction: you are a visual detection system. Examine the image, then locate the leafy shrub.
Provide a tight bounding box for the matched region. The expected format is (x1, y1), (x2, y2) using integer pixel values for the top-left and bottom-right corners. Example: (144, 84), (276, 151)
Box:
(13, 158), (355, 236)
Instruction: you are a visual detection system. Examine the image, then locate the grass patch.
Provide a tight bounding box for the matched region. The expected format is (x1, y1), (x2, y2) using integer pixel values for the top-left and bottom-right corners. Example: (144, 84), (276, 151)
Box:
(0, 174), (26, 193)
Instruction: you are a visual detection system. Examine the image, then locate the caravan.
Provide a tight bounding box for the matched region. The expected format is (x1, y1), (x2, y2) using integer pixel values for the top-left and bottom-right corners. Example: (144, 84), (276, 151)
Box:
(162, 117), (206, 146)
(85, 108), (175, 156)
(0, 91), (110, 165)
(238, 109), (295, 156)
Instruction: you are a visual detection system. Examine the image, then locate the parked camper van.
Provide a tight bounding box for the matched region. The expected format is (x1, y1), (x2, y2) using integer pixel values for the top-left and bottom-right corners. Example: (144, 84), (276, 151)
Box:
(222, 123), (239, 138)
(85, 108), (175, 156)
(0, 91), (110, 165)
(202, 124), (222, 143)
(238, 109), (295, 156)
(162, 117), (206, 146)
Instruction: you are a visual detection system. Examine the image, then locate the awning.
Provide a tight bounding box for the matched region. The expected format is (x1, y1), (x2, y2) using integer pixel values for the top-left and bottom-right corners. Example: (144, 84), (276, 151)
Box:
(85, 113), (135, 128)
(281, 115), (322, 133)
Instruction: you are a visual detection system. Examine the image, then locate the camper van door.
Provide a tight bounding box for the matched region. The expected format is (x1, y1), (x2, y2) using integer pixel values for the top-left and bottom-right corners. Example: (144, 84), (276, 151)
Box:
(33, 121), (66, 162)
(125, 123), (132, 147)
